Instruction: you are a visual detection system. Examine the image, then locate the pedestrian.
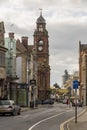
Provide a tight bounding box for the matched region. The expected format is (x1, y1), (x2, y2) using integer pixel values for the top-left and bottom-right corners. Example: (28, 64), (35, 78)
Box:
(66, 99), (71, 108)
(66, 99), (69, 105)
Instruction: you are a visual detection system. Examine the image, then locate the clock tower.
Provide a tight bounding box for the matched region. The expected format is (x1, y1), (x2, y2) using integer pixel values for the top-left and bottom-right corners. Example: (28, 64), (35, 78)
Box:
(33, 11), (50, 100)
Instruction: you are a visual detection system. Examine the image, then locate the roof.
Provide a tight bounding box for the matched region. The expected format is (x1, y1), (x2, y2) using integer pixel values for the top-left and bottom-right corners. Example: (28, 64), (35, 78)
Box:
(36, 12), (46, 24)
(16, 39), (27, 53)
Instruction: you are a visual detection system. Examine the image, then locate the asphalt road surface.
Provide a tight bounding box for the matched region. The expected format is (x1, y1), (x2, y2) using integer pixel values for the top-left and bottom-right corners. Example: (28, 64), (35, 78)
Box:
(0, 103), (83, 130)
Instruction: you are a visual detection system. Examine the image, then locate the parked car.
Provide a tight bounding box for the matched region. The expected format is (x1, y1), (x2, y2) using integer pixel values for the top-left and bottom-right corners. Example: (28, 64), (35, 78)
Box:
(36, 99), (42, 105)
(57, 98), (63, 103)
(43, 99), (54, 105)
(62, 99), (67, 104)
(0, 100), (21, 116)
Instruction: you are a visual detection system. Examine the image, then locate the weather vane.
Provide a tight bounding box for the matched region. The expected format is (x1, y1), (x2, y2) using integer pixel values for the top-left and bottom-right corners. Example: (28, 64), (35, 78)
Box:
(39, 8), (42, 15)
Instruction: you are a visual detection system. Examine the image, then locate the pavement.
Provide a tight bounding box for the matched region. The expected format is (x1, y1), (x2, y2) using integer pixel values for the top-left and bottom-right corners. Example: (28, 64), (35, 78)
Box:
(21, 104), (50, 112)
(60, 106), (87, 130)
(21, 107), (30, 112)
(67, 107), (87, 130)
(21, 105), (40, 112)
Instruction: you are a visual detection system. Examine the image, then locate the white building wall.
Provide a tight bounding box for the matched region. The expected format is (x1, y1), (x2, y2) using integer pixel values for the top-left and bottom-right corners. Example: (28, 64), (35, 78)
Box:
(16, 57), (22, 83)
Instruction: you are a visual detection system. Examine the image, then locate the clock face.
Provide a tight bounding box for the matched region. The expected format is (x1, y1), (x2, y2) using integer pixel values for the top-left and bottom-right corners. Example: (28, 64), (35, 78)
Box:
(39, 40), (43, 45)
(38, 46), (43, 51)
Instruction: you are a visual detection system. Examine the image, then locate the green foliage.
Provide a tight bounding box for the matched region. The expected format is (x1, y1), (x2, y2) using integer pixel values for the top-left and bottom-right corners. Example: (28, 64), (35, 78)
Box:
(53, 83), (60, 89)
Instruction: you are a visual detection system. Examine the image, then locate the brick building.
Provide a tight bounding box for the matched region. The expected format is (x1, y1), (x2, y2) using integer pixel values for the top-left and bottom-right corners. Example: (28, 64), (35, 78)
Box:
(33, 11), (50, 100)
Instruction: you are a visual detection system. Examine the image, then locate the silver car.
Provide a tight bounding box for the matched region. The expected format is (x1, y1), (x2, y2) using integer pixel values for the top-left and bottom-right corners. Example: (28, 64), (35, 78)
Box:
(0, 100), (21, 116)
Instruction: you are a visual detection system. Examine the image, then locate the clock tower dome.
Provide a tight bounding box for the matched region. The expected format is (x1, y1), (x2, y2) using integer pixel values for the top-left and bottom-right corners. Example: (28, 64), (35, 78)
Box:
(33, 11), (50, 100)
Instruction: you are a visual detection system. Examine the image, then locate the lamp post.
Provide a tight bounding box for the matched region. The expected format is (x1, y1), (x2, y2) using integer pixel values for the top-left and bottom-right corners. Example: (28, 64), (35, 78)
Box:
(30, 79), (36, 108)
(86, 56), (87, 106)
(75, 88), (77, 123)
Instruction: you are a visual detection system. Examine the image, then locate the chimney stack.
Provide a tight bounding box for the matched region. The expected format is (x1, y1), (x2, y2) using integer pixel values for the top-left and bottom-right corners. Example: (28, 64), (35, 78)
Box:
(21, 36), (28, 49)
(9, 32), (14, 39)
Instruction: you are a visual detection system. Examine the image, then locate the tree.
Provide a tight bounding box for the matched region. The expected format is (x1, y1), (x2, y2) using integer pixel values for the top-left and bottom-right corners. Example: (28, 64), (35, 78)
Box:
(53, 83), (61, 89)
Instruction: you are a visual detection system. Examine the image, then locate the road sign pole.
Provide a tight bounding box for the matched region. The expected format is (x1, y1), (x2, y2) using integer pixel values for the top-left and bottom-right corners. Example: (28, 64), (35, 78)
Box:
(73, 80), (79, 124)
(75, 88), (77, 123)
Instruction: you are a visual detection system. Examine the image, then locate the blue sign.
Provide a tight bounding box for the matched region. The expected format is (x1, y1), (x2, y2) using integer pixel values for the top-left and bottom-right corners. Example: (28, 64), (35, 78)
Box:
(73, 80), (79, 89)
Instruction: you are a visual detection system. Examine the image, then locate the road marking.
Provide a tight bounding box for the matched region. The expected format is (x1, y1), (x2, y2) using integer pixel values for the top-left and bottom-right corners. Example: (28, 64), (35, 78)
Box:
(18, 109), (57, 119)
(28, 111), (65, 130)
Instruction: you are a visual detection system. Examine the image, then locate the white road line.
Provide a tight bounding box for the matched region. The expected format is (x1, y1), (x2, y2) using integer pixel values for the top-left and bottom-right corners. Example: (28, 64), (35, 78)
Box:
(28, 111), (65, 130)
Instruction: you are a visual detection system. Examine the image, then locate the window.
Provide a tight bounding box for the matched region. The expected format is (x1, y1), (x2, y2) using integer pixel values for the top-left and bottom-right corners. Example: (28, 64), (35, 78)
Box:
(39, 25), (43, 32)
(0, 52), (5, 67)
(39, 25), (43, 28)
(0, 100), (10, 105)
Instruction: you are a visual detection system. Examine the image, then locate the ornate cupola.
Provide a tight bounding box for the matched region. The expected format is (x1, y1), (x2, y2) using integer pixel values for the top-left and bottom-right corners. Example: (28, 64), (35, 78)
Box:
(37, 10), (46, 24)
(34, 10), (47, 33)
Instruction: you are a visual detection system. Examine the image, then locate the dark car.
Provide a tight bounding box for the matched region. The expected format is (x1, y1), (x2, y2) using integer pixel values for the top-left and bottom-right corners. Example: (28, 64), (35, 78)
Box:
(43, 99), (54, 105)
(0, 100), (21, 116)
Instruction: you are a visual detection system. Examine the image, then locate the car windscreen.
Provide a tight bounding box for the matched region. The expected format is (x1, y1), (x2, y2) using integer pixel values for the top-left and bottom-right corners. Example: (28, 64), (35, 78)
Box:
(0, 100), (10, 105)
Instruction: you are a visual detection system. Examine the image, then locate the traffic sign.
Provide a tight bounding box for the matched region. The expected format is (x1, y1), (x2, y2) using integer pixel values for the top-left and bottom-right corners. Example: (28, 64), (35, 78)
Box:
(73, 80), (79, 89)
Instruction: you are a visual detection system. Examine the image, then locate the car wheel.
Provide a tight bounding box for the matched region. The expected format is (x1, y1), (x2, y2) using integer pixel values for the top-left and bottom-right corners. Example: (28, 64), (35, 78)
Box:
(2, 113), (5, 116)
(18, 111), (21, 115)
(12, 110), (17, 116)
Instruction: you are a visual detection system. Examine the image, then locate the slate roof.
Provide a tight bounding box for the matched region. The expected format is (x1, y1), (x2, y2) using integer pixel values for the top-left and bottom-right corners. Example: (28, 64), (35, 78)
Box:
(16, 39), (27, 53)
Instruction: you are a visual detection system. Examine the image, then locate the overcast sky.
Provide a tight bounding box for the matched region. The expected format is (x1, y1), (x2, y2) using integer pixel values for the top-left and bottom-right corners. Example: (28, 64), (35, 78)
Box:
(1, 0), (87, 86)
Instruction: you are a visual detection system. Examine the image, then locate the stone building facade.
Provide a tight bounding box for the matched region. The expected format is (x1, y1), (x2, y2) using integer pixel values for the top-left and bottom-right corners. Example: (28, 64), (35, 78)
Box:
(16, 37), (28, 83)
(16, 37), (29, 106)
(0, 22), (7, 99)
(79, 41), (87, 105)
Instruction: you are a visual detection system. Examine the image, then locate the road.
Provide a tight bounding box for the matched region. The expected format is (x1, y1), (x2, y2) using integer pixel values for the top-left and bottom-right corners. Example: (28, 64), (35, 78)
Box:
(0, 103), (83, 130)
